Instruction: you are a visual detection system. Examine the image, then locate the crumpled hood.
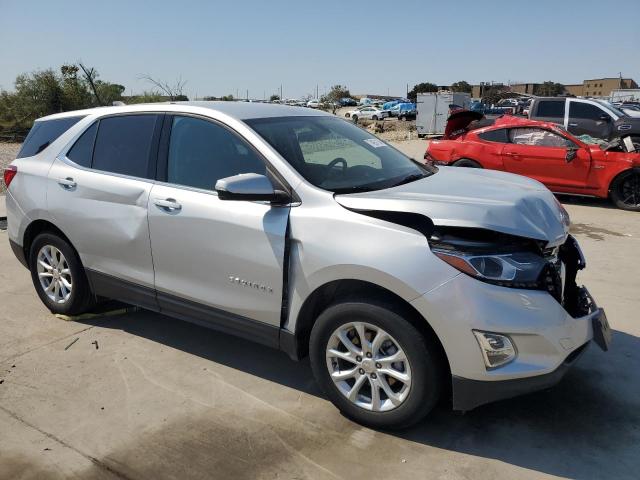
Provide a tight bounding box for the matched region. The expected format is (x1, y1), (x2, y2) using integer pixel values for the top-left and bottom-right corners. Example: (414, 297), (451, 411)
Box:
(336, 167), (570, 246)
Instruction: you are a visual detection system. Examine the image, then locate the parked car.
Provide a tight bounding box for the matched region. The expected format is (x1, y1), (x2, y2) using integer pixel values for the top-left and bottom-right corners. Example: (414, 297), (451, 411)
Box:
(387, 103), (417, 120)
(426, 111), (640, 210)
(5, 102), (610, 429)
(306, 99), (321, 109)
(339, 97), (357, 107)
(344, 106), (388, 121)
(529, 97), (640, 145)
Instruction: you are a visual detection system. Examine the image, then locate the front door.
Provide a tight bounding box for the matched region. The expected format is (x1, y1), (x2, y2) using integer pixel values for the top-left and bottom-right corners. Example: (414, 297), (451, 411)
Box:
(502, 127), (590, 189)
(148, 115), (290, 328)
(567, 100), (612, 138)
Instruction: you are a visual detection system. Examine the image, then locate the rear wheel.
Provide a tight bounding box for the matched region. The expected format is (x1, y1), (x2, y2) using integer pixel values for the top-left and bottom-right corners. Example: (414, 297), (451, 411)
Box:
(310, 301), (442, 429)
(610, 170), (640, 211)
(372, 115), (379, 121)
(345, 113), (351, 118)
(29, 233), (95, 315)
(453, 158), (482, 168)
(352, 115), (358, 123)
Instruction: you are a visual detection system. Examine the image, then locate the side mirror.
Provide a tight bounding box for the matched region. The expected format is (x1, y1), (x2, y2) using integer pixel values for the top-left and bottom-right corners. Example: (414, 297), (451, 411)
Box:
(215, 173), (290, 203)
(565, 147), (578, 163)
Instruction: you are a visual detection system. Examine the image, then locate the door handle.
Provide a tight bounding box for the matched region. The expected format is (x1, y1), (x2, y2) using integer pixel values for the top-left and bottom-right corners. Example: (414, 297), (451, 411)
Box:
(153, 198), (182, 212)
(568, 123), (578, 127)
(57, 177), (77, 189)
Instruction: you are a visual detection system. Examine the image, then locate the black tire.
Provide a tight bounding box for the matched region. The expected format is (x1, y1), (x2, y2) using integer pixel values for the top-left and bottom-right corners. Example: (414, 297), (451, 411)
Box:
(453, 158), (482, 168)
(345, 113), (351, 118)
(352, 115), (358, 123)
(372, 115), (378, 121)
(29, 232), (95, 315)
(610, 170), (640, 211)
(309, 301), (443, 430)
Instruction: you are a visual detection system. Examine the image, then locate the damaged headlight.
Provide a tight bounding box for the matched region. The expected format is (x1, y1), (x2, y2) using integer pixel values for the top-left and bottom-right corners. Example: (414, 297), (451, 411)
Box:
(433, 249), (547, 288)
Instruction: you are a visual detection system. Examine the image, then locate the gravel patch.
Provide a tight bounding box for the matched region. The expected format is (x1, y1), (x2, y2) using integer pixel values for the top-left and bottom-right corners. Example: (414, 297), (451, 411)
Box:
(0, 143), (21, 193)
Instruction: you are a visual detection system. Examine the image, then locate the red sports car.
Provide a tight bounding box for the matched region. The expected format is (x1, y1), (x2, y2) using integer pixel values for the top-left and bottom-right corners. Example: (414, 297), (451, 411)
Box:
(425, 112), (640, 211)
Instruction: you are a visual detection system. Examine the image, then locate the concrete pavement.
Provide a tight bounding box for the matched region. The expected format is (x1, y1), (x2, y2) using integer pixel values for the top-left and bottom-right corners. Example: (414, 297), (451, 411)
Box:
(1, 197), (639, 479)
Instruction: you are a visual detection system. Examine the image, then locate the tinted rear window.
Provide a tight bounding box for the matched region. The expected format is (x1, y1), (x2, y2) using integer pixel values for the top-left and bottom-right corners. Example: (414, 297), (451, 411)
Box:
(17, 116), (84, 158)
(67, 122), (98, 167)
(92, 115), (159, 178)
(536, 101), (565, 119)
(478, 128), (508, 143)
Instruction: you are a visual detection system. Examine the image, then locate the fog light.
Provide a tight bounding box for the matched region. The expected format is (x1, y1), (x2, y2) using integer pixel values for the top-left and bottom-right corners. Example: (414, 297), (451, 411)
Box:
(472, 331), (516, 369)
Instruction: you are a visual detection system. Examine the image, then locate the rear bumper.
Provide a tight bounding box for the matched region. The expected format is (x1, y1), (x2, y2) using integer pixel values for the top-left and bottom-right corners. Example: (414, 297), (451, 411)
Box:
(451, 342), (589, 411)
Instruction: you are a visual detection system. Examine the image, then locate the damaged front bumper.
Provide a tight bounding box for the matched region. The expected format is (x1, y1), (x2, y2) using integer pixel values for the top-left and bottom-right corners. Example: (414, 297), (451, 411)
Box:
(411, 235), (611, 411)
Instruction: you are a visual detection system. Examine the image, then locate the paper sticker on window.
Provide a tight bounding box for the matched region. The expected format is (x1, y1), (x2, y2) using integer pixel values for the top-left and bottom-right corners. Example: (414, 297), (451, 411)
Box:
(364, 138), (387, 148)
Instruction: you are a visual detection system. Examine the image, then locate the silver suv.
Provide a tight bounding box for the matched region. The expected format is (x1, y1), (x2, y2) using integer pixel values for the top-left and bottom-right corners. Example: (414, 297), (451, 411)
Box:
(4, 102), (611, 429)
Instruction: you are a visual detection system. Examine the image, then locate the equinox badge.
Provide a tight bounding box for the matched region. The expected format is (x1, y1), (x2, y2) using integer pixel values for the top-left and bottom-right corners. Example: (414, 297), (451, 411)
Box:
(228, 276), (273, 294)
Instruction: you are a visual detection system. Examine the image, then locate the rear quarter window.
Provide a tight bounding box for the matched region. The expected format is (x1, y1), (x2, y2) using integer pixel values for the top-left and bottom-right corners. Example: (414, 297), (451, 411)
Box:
(17, 116), (85, 158)
(477, 129), (508, 143)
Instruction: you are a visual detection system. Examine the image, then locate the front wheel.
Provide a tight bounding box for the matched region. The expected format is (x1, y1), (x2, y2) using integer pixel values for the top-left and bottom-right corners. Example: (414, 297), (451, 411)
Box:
(372, 115), (378, 121)
(453, 158), (482, 168)
(310, 302), (443, 429)
(610, 170), (640, 211)
(29, 233), (95, 315)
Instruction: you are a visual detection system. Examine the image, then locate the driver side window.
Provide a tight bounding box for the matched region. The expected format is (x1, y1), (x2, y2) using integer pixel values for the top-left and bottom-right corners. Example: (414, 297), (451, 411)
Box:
(509, 128), (573, 148)
(167, 116), (266, 190)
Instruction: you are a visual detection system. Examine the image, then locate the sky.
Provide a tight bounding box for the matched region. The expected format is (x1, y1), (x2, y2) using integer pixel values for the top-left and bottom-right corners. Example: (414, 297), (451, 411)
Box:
(1, 0), (639, 100)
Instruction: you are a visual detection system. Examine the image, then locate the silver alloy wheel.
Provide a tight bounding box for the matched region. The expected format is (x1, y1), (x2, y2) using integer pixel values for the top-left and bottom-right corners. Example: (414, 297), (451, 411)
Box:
(326, 322), (412, 412)
(37, 245), (73, 304)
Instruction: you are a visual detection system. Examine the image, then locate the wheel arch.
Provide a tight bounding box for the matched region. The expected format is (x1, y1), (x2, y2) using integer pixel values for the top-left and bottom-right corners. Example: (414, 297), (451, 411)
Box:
(290, 279), (451, 376)
(607, 166), (640, 196)
(22, 219), (77, 265)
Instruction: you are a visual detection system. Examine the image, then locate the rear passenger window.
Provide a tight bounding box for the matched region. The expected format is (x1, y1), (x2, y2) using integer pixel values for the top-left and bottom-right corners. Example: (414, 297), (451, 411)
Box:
(67, 122), (98, 167)
(569, 102), (606, 121)
(536, 101), (565, 119)
(478, 129), (508, 143)
(17, 116), (85, 158)
(167, 116), (266, 190)
(92, 115), (159, 178)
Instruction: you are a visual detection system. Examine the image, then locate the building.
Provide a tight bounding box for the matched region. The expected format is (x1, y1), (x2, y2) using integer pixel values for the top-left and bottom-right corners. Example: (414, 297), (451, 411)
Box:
(580, 78), (638, 97)
(471, 77), (638, 99)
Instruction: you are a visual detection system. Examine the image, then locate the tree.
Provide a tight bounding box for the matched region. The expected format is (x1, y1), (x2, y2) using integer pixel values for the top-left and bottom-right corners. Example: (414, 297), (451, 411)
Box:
(450, 81), (472, 93)
(407, 82), (438, 102)
(533, 81), (565, 97)
(324, 85), (351, 103)
(0, 63), (127, 135)
(269, 94), (280, 102)
(141, 74), (188, 101)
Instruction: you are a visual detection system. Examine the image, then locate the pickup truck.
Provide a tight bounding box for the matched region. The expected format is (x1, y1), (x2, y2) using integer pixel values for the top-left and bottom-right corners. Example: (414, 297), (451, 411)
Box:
(529, 97), (640, 147)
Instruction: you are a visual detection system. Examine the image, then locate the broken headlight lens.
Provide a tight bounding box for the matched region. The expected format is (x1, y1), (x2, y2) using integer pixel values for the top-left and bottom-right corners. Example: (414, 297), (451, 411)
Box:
(433, 249), (547, 288)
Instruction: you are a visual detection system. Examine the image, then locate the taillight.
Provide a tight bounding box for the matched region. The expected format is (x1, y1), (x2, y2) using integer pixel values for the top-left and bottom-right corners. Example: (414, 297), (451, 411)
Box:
(3, 165), (17, 188)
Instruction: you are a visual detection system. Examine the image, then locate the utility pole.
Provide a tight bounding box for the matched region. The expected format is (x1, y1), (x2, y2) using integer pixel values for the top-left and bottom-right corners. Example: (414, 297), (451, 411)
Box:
(246, 89), (249, 101)
(280, 84), (283, 101)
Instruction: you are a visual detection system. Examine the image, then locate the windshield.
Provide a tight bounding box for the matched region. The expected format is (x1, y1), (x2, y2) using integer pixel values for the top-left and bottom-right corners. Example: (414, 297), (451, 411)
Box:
(246, 116), (434, 193)
(594, 99), (626, 118)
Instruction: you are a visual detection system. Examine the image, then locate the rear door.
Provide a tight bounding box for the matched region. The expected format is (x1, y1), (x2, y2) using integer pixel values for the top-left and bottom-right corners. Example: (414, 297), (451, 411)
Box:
(567, 100), (613, 138)
(147, 114), (289, 329)
(47, 114), (162, 308)
(502, 127), (590, 189)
